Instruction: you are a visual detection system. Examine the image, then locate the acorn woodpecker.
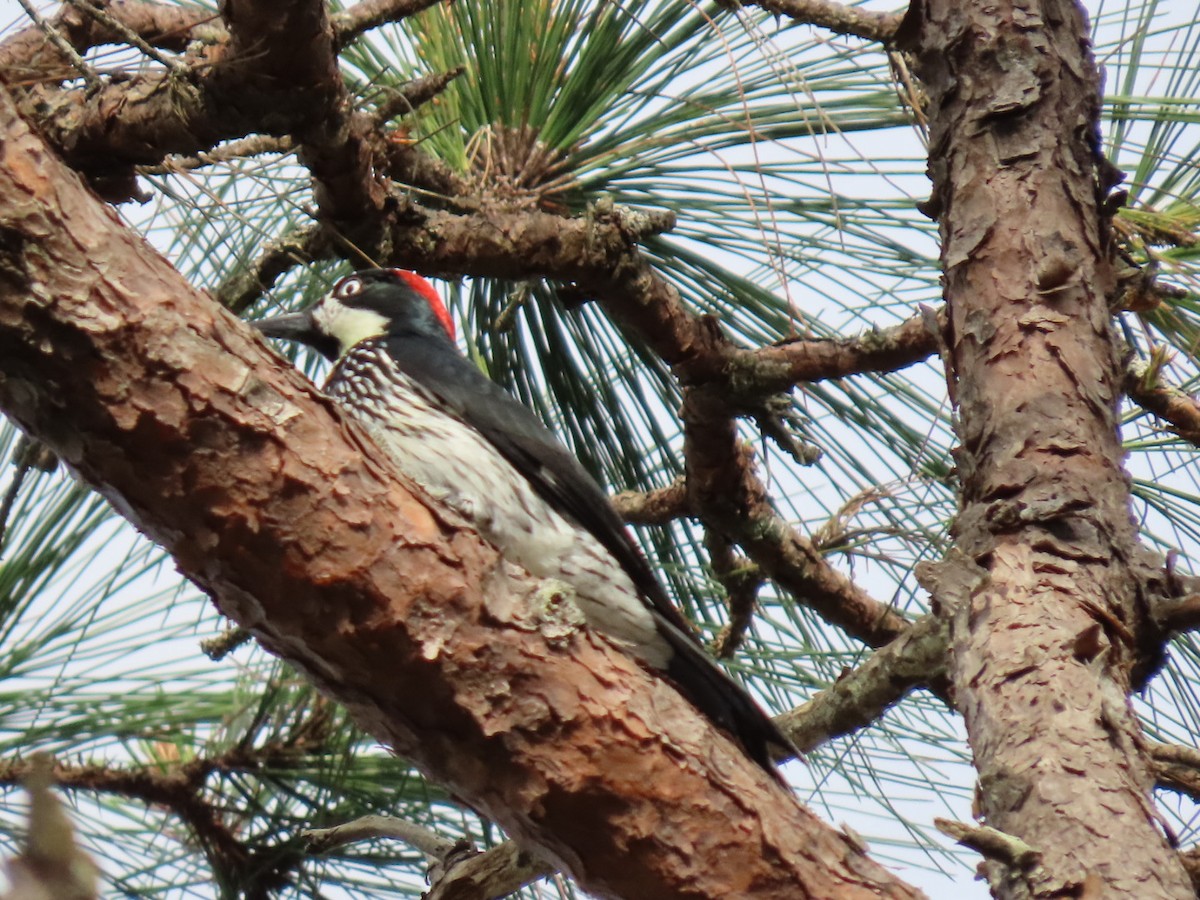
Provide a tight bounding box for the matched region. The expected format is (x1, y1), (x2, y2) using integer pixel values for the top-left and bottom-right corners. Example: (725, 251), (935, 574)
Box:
(255, 268), (791, 775)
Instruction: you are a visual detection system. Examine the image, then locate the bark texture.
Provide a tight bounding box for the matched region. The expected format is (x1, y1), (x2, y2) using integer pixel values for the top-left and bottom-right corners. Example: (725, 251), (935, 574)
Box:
(0, 88), (925, 900)
(900, 0), (1190, 896)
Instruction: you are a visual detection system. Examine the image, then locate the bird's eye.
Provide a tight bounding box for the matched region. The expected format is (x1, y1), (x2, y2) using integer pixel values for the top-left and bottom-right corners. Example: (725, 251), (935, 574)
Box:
(337, 277), (363, 298)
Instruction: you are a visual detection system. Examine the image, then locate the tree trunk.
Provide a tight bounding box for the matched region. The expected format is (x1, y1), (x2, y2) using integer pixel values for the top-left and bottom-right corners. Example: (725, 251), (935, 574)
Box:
(900, 0), (1192, 896)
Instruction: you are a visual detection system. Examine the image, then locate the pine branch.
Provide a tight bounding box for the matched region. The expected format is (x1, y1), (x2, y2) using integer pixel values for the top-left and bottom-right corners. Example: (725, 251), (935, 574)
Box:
(732, 0), (902, 43)
(0, 83), (925, 900)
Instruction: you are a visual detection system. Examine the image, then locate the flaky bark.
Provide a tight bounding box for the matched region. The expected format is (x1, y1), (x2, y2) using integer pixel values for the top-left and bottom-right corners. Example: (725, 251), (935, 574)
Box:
(900, 0), (1190, 896)
(0, 87), (926, 899)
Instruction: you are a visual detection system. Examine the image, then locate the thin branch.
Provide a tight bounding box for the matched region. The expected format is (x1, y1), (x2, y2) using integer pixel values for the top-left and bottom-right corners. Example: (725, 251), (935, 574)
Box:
(139, 135), (296, 175)
(303, 815), (457, 858)
(706, 530), (764, 659)
(1156, 593), (1200, 634)
(610, 478), (689, 525)
(375, 66), (466, 123)
(370, 67), (475, 219)
(215, 224), (328, 315)
(66, 0), (187, 74)
(12, 0), (99, 87)
(735, 0), (903, 44)
(763, 547), (984, 759)
(934, 819), (1040, 868)
(681, 385), (909, 647)
(777, 612), (949, 754)
(331, 0), (446, 46)
(1151, 743), (1200, 803)
(769, 554), (988, 758)
(726, 309), (942, 396)
(303, 817), (554, 900)
(1125, 361), (1200, 448)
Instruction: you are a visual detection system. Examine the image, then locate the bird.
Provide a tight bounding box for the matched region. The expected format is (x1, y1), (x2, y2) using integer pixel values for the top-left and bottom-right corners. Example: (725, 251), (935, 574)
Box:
(254, 268), (792, 776)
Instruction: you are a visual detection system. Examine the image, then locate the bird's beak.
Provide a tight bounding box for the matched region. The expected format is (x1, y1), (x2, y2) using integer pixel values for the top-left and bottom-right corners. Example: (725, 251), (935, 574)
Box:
(253, 310), (339, 361)
(254, 310), (316, 341)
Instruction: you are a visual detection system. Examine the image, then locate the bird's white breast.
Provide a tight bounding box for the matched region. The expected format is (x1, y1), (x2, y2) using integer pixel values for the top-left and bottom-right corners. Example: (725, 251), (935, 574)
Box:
(326, 345), (666, 666)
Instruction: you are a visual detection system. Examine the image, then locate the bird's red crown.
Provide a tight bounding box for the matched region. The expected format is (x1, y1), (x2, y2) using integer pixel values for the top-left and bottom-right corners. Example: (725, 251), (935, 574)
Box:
(391, 269), (455, 342)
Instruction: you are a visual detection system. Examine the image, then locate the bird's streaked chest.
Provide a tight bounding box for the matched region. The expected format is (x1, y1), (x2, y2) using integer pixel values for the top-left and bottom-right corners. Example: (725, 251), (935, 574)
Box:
(322, 342), (659, 658)
(325, 343), (510, 507)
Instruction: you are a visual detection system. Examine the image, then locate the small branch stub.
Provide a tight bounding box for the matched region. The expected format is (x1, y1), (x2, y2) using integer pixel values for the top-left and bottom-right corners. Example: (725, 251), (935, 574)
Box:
(934, 818), (1040, 869)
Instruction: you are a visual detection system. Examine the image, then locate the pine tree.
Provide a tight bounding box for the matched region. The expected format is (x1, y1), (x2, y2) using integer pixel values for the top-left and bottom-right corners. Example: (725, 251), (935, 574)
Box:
(0, 0), (1198, 896)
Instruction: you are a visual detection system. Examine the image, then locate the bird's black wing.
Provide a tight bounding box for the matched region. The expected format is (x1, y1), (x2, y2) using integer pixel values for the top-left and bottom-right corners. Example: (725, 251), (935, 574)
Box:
(386, 335), (693, 633)
(386, 336), (794, 773)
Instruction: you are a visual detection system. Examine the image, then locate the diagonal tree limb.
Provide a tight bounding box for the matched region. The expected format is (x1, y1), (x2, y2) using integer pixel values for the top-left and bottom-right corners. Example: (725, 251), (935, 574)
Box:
(0, 85), (925, 900)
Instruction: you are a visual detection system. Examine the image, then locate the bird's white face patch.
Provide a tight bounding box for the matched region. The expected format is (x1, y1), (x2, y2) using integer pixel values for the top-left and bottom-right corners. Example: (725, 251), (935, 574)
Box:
(313, 296), (390, 357)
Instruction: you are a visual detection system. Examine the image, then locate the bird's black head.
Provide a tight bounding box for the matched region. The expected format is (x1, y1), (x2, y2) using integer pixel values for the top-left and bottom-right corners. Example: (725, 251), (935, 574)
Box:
(255, 269), (455, 360)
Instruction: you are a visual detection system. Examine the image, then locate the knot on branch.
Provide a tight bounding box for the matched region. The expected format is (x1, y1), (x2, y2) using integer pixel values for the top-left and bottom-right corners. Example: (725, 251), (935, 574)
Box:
(589, 196), (676, 243)
(376, 67), (465, 123)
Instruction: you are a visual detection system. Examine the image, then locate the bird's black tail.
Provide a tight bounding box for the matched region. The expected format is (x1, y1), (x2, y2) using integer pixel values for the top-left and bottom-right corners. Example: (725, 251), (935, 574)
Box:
(655, 615), (795, 780)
